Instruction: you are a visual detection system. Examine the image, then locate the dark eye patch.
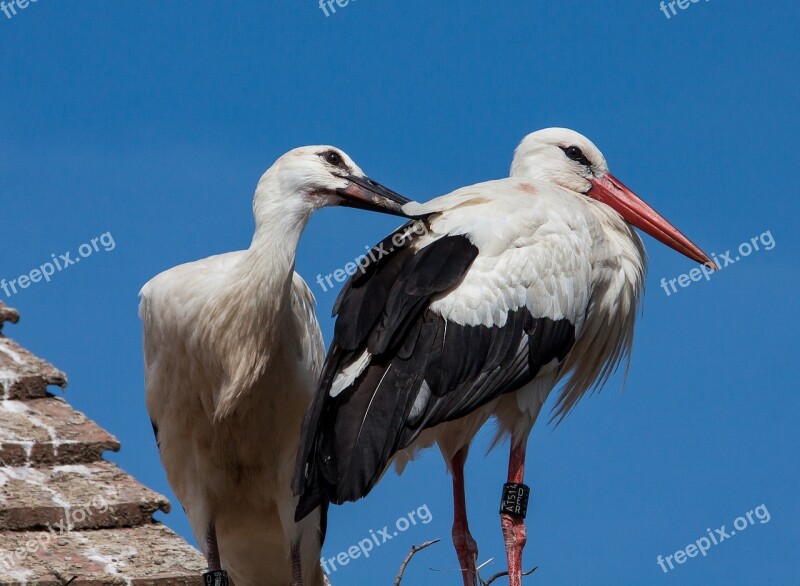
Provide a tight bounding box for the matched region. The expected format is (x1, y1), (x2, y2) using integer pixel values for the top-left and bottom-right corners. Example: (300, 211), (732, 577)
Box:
(560, 146), (593, 168)
(321, 150), (347, 169)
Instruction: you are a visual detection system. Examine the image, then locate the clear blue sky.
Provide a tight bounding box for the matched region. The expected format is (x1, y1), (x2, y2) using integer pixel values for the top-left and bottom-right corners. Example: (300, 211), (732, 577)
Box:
(2, 2), (798, 584)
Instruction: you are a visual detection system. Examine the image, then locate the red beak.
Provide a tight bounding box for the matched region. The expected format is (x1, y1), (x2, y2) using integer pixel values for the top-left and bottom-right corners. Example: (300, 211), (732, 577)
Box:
(589, 174), (716, 269)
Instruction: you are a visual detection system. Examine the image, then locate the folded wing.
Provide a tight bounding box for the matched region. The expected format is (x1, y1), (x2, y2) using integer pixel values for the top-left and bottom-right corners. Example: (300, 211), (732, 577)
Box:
(294, 214), (586, 521)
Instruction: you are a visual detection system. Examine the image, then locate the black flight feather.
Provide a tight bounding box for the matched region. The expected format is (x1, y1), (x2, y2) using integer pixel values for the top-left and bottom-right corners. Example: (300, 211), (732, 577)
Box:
(294, 223), (575, 525)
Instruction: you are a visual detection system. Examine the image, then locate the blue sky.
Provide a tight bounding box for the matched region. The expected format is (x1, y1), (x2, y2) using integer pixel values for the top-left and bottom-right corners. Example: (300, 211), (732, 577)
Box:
(1, 1), (798, 584)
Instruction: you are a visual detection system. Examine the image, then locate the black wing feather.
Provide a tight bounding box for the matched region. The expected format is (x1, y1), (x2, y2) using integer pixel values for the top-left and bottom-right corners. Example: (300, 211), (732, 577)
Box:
(294, 223), (575, 523)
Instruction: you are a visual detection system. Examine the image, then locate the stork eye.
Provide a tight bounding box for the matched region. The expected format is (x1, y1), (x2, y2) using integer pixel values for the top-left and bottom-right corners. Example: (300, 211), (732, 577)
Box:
(323, 151), (344, 167)
(565, 147), (583, 160)
(561, 146), (593, 167)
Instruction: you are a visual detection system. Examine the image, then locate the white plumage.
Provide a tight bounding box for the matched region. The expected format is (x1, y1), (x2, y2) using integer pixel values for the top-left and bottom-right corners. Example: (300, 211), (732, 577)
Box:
(295, 129), (713, 586)
(140, 146), (410, 586)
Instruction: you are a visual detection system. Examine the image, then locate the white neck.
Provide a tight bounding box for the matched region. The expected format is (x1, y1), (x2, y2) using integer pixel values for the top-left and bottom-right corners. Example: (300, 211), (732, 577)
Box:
(238, 178), (313, 306)
(584, 199), (648, 282)
(554, 199), (647, 418)
(244, 215), (308, 299)
(213, 189), (312, 419)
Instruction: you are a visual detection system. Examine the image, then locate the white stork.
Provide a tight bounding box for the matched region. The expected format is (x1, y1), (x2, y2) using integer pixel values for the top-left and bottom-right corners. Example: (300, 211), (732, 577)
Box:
(293, 129), (714, 585)
(139, 146), (410, 586)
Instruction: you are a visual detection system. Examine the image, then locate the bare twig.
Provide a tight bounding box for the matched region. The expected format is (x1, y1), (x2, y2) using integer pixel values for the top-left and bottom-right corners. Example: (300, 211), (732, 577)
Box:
(394, 539), (441, 585)
(481, 566), (537, 585)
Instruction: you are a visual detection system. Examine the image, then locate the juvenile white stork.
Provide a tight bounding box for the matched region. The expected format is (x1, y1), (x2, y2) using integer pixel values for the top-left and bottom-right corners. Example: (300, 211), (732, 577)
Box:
(294, 129), (714, 585)
(139, 146), (410, 586)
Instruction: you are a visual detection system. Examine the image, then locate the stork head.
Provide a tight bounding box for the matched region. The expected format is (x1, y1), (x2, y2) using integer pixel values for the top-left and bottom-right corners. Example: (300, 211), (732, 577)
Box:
(254, 145), (411, 222)
(511, 128), (715, 268)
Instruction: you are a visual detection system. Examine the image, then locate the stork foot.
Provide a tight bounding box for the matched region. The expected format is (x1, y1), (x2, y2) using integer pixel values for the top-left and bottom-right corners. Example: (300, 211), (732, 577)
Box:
(450, 447), (479, 586)
(500, 512), (528, 586)
(452, 521), (479, 586)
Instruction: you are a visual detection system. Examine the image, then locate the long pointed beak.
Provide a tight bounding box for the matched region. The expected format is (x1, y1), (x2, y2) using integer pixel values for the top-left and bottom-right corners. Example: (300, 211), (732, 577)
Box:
(335, 175), (413, 218)
(589, 174), (716, 269)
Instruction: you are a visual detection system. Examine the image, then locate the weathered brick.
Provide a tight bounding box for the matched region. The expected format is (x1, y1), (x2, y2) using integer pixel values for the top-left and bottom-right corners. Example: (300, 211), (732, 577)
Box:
(0, 524), (206, 585)
(0, 303), (19, 328)
(0, 337), (67, 401)
(0, 306), (205, 585)
(0, 461), (170, 531)
(0, 398), (120, 467)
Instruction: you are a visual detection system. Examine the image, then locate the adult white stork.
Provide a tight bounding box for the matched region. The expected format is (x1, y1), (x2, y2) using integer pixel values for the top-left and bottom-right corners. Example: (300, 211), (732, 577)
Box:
(293, 129), (714, 585)
(139, 146), (410, 586)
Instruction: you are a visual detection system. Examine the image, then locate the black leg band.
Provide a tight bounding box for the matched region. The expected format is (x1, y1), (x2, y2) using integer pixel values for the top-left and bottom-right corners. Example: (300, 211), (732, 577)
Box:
(203, 570), (229, 586)
(500, 482), (531, 518)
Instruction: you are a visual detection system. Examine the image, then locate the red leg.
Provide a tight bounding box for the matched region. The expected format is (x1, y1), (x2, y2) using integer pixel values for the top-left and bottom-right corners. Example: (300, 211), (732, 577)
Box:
(500, 441), (528, 586)
(451, 448), (479, 586)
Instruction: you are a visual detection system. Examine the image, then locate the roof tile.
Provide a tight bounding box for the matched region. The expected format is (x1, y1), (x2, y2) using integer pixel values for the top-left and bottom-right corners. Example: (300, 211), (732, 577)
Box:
(0, 337), (67, 401)
(0, 524), (206, 585)
(0, 302), (205, 585)
(0, 461), (170, 531)
(0, 303), (19, 328)
(0, 398), (120, 467)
